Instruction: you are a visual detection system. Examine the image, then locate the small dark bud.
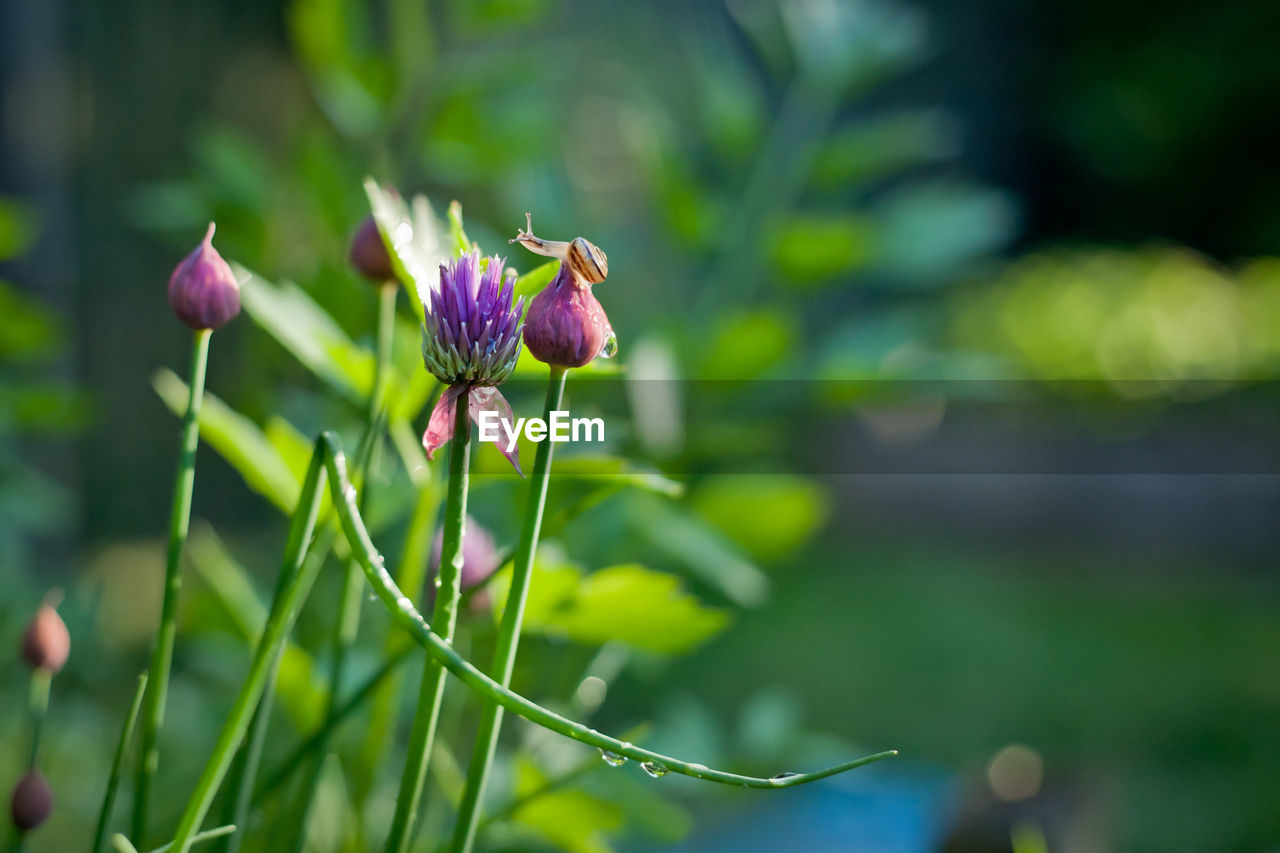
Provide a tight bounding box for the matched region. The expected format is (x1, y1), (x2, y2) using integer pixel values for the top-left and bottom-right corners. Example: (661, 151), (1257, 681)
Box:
(10, 771), (53, 831)
(168, 222), (241, 330)
(349, 216), (396, 283)
(22, 604), (69, 674)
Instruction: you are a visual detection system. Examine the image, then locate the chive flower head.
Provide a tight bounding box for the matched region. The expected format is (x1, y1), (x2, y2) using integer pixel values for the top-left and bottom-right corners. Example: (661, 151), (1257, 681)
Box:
(421, 249), (525, 473)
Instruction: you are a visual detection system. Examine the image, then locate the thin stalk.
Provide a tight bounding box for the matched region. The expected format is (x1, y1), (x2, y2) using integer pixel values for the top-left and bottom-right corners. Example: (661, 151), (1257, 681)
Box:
(133, 328), (212, 844)
(165, 448), (328, 853)
(451, 367), (566, 852)
(27, 669), (50, 771)
(93, 673), (149, 853)
(384, 389), (472, 853)
(284, 281), (398, 852)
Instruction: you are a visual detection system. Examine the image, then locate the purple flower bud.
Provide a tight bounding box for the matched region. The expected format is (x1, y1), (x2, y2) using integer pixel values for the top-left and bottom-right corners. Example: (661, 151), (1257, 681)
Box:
(428, 515), (500, 609)
(22, 604), (69, 674)
(349, 215), (396, 283)
(509, 214), (615, 368)
(168, 223), (240, 330)
(10, 770), (53, 832)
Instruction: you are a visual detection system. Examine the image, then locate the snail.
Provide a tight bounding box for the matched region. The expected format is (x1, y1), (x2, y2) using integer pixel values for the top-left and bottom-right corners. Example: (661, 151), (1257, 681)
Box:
(509, 213), (609, 285)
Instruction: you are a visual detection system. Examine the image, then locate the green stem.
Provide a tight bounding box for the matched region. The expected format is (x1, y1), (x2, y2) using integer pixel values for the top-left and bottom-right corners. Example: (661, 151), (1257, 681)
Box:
(384, 389), (472, 853)
(451, 367), (566, 852)
(133, 328), (212, 845)
(27, 669), (50, 771)
(165, 448), (328, 853)
(93, 673), (149, 853)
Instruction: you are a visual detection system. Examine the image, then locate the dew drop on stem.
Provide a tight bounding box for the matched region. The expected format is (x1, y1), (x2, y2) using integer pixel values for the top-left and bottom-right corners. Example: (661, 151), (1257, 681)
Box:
(599, 749), (627, 767)
(640, 761), (669, 778)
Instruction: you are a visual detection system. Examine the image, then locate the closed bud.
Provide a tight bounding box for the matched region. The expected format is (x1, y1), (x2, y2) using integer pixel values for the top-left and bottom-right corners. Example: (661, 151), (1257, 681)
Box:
(349, 215), (396, 283)
(510, 214), (615, 368)
(22, 604), (69, 674)
(10, 770), (53, 831)
(168, 223), (241, 330)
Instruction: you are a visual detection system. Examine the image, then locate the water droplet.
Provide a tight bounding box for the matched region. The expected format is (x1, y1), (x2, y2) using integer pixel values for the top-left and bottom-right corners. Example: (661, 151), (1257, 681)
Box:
(599, 750), (627, 767)
(640, 761), (669, 778)
(770, 772), (799, 781)
(599, 331), (618, 359)
(433, 576), (443, 589)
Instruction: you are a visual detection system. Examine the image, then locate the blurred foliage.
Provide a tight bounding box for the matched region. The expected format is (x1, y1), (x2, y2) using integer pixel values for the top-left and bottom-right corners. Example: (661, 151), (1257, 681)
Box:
(952, 247), (1280, 394)
(0, 198), (85, 580)
(10, 0), (1277, 848)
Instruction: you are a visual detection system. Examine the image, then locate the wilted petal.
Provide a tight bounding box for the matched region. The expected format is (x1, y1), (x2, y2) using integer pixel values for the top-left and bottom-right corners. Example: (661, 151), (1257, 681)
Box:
(423, 384), (467, 460)
(469, 386), (523, 476)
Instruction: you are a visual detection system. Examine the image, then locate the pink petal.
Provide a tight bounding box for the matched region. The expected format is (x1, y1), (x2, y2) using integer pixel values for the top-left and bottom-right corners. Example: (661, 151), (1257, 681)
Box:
(423, 384), (467, 460)
(469, 386), (524, 476)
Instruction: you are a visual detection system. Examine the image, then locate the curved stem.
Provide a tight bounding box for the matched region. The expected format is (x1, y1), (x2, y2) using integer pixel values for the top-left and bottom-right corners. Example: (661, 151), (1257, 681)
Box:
(452, 367), (566, 852)
(318, 431), (898, 789)
(134, 328), (211, 844)
(94, 673), (149, 853)
(385, 388), (472, 853)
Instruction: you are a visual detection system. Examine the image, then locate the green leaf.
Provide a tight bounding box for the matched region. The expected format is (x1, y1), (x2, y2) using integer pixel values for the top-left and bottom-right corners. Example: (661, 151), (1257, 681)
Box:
(628, 493), (770, 608)
(512, 260), (558, 301)
(0, 199), (38, 261)
(447, 199), (472, 255)
(0, 279), (61, 359)
(769, 215), (879, 285)
(237, 265), (374, 404)
(509, 757), (624, 853)
(699, 311), (796, 379)
(691, 475), (829, 563)
(152, 368), (300, 511)
(363, 178), (449, 322)
(549, 454), (684, 499)
(491, 555), (730, 655)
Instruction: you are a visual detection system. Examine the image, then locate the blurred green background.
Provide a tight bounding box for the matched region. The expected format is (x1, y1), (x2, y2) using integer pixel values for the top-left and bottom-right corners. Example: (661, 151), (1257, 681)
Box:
(2, 0), (1278, 850)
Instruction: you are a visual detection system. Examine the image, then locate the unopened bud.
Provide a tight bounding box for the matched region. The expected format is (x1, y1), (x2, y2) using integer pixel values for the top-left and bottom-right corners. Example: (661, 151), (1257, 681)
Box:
(22, 604), (69, 674)
(10, 771), (53, 831)
(349, 215), (397, 283)
(168, 222), (241, 330)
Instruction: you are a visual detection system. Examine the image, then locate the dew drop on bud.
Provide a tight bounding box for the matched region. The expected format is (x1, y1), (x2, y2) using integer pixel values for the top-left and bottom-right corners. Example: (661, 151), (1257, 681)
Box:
(640, 761), (669, 778)
(599, 332), (618, 359)
(599, 749), (627, 767)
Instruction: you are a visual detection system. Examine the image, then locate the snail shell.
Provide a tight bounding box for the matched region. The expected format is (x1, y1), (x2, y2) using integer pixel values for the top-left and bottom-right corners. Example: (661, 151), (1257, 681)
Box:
(568, 237), (608, 284)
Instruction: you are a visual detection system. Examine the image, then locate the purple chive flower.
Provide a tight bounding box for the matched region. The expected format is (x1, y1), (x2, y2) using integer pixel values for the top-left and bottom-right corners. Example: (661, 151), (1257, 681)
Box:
(510, 213), (615, 368)
(428, 515), (500, 610)
(168, 223), (241, 330)
(421, 250), (525, 472)
(349, 215), (397, 283)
